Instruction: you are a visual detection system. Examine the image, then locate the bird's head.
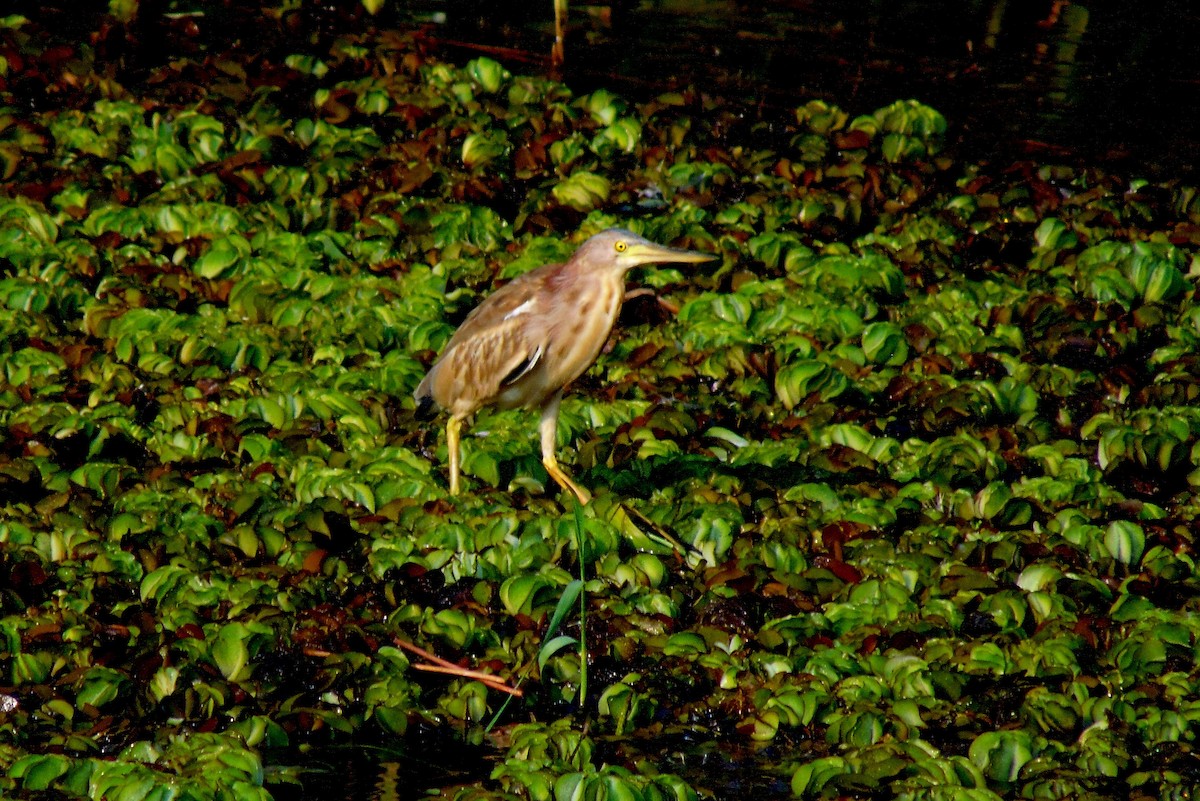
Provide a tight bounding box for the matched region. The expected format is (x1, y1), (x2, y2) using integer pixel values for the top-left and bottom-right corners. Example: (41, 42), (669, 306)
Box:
(574, 228), (716, 275)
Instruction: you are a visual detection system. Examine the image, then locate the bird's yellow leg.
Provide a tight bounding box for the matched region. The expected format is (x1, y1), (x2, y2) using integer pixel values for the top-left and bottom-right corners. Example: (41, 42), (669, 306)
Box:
(539, 392), (591, 504)
(447, 416), (462, 495)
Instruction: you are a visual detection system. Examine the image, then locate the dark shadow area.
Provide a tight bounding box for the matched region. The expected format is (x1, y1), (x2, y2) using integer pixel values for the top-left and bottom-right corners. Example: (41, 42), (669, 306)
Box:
(417, 0), (1200, 179)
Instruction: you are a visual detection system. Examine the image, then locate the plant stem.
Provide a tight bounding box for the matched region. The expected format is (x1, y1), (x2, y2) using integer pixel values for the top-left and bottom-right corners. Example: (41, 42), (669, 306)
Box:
(572, 497), (588, 710)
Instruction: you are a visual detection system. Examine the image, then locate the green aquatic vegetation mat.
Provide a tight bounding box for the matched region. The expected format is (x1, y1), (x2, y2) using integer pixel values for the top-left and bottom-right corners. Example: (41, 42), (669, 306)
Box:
(2, 5), (1200, 800)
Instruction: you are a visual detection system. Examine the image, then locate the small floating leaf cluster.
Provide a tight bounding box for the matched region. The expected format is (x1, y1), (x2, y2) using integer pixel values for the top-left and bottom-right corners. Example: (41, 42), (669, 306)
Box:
(2, 5), (1200, 800)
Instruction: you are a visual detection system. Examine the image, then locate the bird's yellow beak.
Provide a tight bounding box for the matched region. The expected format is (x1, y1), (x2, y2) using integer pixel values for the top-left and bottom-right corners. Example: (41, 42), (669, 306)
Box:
(625, 242), (717, 267)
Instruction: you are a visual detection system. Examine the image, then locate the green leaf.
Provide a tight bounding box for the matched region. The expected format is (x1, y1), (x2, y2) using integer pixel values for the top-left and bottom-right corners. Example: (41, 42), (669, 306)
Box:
(69, 462), (122, 498)
(1128, 248), (1184, 302)
(77, 667), (126, 708)
(552, 171), (611, 212)
(212, 623), (251, 681)
(555, 773), (587, 801)
(775, 360), (830, 409)
(140, 565), (190, 602)
(465, 57), (507, 93)
(1105, 520), (1145, 565)
(1016, 563), (1062, 592)
(966, 643), (1010, 675)
(1033, 217), (1074, 251)
(500, 574), (553, 617)
(580, 88), (625, 126)
(543, 579), (583, 642)
(591, 118), (642, 156)
(661, 632), (707, 657)
(795, 99), (847, 135)
(861, 321), (909, 365)
(12, 754), (70, 791)
(217, 746), (264, 783)
(195, 237), (244, 278)
(537, 635), (579, 671)
(974, 482), (1012, 520)
(284, 54), (328, 78)
(969, 730), (1034, 783)
(791, 756), (849, 797)
(461, 130), (510, 169)
(112, 773), (154, 801)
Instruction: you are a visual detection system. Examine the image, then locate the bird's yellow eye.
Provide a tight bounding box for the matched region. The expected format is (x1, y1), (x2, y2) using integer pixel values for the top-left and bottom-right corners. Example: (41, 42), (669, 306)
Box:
(614, 241), (627, 253)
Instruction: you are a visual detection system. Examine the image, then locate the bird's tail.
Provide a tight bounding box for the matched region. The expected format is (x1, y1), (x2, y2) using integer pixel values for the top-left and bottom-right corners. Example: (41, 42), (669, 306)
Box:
(413, 376), (438, 420)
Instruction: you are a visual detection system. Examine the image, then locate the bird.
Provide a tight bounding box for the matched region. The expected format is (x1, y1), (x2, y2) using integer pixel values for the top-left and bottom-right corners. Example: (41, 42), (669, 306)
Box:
(414, 227), (716, 504)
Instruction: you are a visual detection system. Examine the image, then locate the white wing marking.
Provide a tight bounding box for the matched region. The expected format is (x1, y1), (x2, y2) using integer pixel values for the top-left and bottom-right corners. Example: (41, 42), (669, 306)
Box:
(501, 343), (543, 386)
(502, 298), (536, 321)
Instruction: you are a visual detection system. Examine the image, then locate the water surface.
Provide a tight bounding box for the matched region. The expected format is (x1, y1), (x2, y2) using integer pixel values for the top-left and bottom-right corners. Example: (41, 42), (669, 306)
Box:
(424, 0), (1200, 179)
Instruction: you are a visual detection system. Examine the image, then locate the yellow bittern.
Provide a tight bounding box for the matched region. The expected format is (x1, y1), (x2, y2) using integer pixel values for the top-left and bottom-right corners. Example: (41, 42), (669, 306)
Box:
(414, 228), (715, 504)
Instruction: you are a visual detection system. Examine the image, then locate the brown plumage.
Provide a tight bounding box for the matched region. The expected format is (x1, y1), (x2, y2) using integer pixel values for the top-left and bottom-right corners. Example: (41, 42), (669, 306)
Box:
(414, 227), (715, 503)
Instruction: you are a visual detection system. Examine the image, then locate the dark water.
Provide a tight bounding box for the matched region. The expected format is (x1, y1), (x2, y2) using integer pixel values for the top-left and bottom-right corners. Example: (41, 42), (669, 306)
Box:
(420, 0), (1200, 180)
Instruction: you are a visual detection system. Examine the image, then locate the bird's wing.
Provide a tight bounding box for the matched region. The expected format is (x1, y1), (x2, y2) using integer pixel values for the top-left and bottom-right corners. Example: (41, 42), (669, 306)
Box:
(431, 313), (547, 412)
(422, 264), (561, 414)
(499, 342), (544, 386)
(441, 265), (558, 353)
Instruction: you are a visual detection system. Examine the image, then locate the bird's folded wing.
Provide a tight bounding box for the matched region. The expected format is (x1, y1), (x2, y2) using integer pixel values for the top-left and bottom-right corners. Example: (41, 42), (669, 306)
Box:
(440, 315), (548, 408)
(500, 343), (544, 386)
(441, 269), (550, 352)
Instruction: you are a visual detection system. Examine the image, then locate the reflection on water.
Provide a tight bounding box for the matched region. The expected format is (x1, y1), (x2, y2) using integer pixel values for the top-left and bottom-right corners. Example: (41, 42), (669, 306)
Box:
(1043, 3), (1088, 124)
(417, 0), (1200, 178)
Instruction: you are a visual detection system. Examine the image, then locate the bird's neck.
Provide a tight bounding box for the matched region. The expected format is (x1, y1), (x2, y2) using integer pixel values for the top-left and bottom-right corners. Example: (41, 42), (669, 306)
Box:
(546, 265), (627, 371)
